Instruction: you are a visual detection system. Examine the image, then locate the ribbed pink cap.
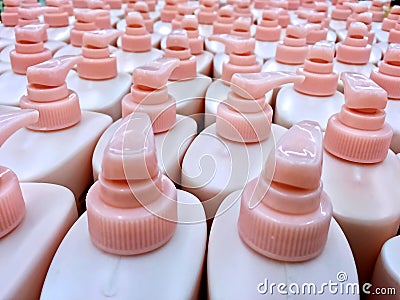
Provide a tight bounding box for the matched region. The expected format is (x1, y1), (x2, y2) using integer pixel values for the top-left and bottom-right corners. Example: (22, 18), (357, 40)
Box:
(121, 12), (151, 52)
(294, 40), (338, 96)
(209, 34), (262, 82)
(180, 16), (204, 55)
(43, 6), (69, 27)
(128, 2), (153, 33)
(106, 0), (121, 9)
(10, 24), (52, 75)
(164, 29), (197, 81)
(276, 24), (308, 65)
(216, 72), (304, 143)
(238, 120), (333, 262)
(353, 12), (374, 44)
(197, 0), (217, 25)
(77, 29), (118, 80)
(370, 44), (400, 100)
(87, 112), (177, 256)
(345, 2), (368, 28)
(122, 57), (179, 133)
(324, 72), (392, 163)
(300, 0), (315, 9)
(213, 5), (235, 34)
(70, 9), (99, 47)
(233, 0), (253, 21)
(160, 0), (179, 22)
(0, 109), (39, 238)
(336, 22), (372, 65)
(382, 5), (400, 32)
(305, 12), (328, 45)
(255, 9), (282, 42)
(20, 56), (82, 131)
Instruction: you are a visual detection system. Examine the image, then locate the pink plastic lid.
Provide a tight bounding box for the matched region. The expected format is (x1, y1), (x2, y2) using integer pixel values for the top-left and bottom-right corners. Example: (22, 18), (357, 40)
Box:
(93, 9), (112, 30)
(255, 9), (282, 42)
(0, 109), (39, 238)
(122, 57), (179, 133)
(160, 0), (179, 22)
(336, 22), (371, 65)
(382, 5), (400, 32)
(324, 72), (392, 163)
(276, 24), (308, 65)
(130, 2), (154, 33)
(267, 0), (290, 28)
(216, 72), (304, 143)
(370, 43), (400, 99)
(180, 16), (204, 55)
(305, 12), (328, 45)
(238, 120), (332, 262)
(233, 0), (253, 20)
(20, 55), (82, 131)
(213, 5), (235, 34)
(164, 29), (196, 81)
(87, 112), (177, 255)
(197, 0), (217, 25)
(294, 40), (338, 96)
(10, 24), (52, 75)
(70, 9), (99, 47)
(230, 17), (252, 38)
(369, 0), (388, 22)
(17, 7), (42, 26)
(388, 19), (400, 44)
(43, 6), (69, 27)
(331, 0), (355, 21)
(77, 29), (119, 80)
(121, 12), (151, 52)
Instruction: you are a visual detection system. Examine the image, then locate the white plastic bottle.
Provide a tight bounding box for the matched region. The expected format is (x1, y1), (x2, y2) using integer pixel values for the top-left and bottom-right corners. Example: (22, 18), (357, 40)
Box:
(204, 34), (262, 127)
(163, 30), (212, 128)
(65, 30), (131, 121)
(93, 57), (197, 185)
(41, 113), (207, 300)
(114, 12), (163, 74)
(322, 72), (400, 285)
(0, 108), (78, 300)
(208, 121), (358, 300)
(0, 24), (52, 107)
(182, 72), (303, 220)
(275, 41), (344, 131)
(0, 56), (112, 213)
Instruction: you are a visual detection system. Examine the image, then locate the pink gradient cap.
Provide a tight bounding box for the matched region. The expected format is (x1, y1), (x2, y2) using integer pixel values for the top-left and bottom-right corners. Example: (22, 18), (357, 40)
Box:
(345, 2), (368, 28)
(10, 24), (52, 75)
(0, 109), (39, 238)
(305, 12), (328, 45)
(43, 6), (69, 27)
(122, 12), (151, 52)
(336, 22), (372, 65)
(164, 29), (196, 81)
(300, 0), (315, 9)
(213, 5), (235, 34)
(122, 57), (179, 132)
(46, 0), (74, 16)
(17, 7), (42, 26)
(20, 55), (82, 131)
(369, 0), (388, 22)
(106, 0), (122, 9)
(216, 72), (304, 143)
(70, 9), (99, 47)
(294, 40), (338, 96)
(370, 43), (400, 100)
(230, 17), (252, 38)
(197, 0), (218, 25)
(276, 24), (308, 65)
(238, 120), (333, 262)
(267, 0), (291, 28)
(324, 72), (392, 163)
(255, 9), (282, 42)
(131, 2), (154, 33)
(1, 0), (21, 27)
(87, 112), (177, 255)
(208, 34), (262, 82)
(233, 0), (253, 20)
(180, 16), (204, 55)
(160, 0), (179, 22)
(72, 0), (88, 8)
(382, 5), (400, 32)
(93, 9), (112, 30)
(331, 0), (356, 21)
(77, 29), (119, 80)
(353, 12), (374, 44)
(171, 1), (199, 30)
(388, 18), (400, 43)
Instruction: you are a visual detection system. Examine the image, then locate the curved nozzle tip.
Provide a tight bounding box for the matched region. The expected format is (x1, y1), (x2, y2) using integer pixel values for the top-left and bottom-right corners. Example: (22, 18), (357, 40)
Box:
(126, 11), (145, 26)
(14, 23), (47, 42)
(347, 21), (369, 37)
(307, 40), (335, 62)
(384, 43), (400, 63)
(341, 72), (387, 110)
(181, 15), (199, 28)
(18, 7), (43, 19)
(344, 2), (368, 13)
(133, 57), (180, 89)
(0, 109), (39, 146)
(208, 34), (255, 54)
(230, 71), (304, 99)
(357, 11), (372, 24)
(74, 9), (98, 22)
(83, 29), (120, 48)
(166, 29), (190, 49)
(285, 24), (307, 38)
(307, 12), (325, 23)
(261, 9), (279, 20)
(27, 55), (82, 87)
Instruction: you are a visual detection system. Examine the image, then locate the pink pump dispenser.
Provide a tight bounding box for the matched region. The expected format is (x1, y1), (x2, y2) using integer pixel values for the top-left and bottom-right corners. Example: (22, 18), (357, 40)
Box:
(275, 40), (344, 130)
(183, 72), (302, 220)
(376, 5), (400, 43)
(254, 9), (282, 61)
(207, 120), (358, 300)
(66, 29), (131, 121)
(0, 55), (112, 213)
(115, 12), (163, 74)
(93, 57), (197, 184)
(205, 34), (263, 127)
(370, 43), (400, 154)
(43, 5), (71, 43)
(0, 108), (77, 299)
(321, 72), (400, 285)
(197, 0), (218, 38)
(42, 112), (207, 300)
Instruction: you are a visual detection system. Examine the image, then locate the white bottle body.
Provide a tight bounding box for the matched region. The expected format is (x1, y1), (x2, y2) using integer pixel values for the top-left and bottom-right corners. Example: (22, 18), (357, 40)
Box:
(66, 70), (132, 121)
(275, 84), (345, 131)
(92, 114), (197, 184)
(262, 59), (302, 73)
(375, 28), (389, 43)
(330, 20), (347, 33)
(0, 71), (27, 106)
(254, 40), (279, 61)
(208, 190), (359, 300)
(0, 183), (77, 300)
(47, 26), (72, 43)
(41, 190), (207, 300)
(114, 48), (164, 74)
(321, 150), (400, 284)
(181, 123), (287, 219)
(333, 60), (376, 78)
(384, 99), (400, 154)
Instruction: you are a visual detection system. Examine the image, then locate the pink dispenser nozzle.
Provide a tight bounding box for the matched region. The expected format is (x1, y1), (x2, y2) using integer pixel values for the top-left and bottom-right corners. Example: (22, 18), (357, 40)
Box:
(180, 16), (204, 55)
(382, 5), (400, 32)
(70, 9), (99, 47)
(86, 112), (177, 255)
(43, 6), (69, 28)
(20, 55), (82, 131)
(213, 5), (235, 35)
(255, 9), (282, 42)
(216, 71), (304, 143)
(238, 120), (332, 262)
(122, 57), (180, 133)
(275, 24), (308, 65)
(0, 109), (39, 238)
(122, 12), (151, 52)
(17, 7), (43, 26)
(324, 72), (392, 163)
